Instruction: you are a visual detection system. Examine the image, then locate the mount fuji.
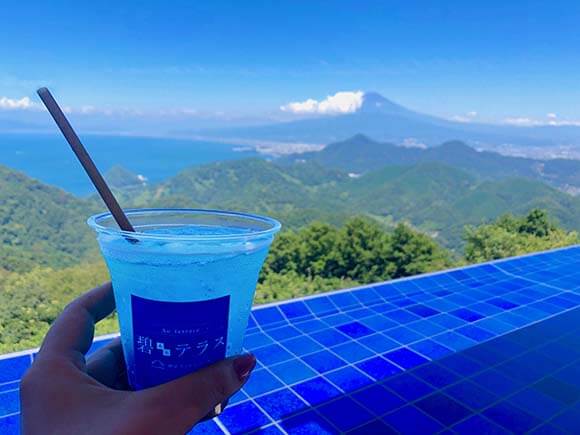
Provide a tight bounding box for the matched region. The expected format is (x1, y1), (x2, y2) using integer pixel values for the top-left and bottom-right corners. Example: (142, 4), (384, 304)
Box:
(194, 92), (580, 150)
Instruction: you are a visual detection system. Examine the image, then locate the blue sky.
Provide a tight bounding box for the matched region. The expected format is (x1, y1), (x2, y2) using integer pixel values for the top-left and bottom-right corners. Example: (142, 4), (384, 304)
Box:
(2, 0), (580, 127)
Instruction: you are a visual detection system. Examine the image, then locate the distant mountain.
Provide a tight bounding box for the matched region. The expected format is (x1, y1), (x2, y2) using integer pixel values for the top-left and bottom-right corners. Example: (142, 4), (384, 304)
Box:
(104, 165), (147, 191)
(4, 155), (580, 274)
(194, 92), (580, 148)
(128, 158), (580, 249)
(283, 135), (580, 191)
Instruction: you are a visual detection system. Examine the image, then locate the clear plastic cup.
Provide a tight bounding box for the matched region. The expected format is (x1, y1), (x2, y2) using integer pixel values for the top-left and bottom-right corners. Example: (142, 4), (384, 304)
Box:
(88, 208), (280, 391)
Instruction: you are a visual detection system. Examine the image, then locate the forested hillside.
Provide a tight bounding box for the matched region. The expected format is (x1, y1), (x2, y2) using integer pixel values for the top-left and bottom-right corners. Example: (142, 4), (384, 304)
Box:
(3, 156), (580, 277)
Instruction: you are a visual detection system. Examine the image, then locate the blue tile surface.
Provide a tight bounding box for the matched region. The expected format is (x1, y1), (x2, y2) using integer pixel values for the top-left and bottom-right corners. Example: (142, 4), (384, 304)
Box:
(3, 247), (580, 434)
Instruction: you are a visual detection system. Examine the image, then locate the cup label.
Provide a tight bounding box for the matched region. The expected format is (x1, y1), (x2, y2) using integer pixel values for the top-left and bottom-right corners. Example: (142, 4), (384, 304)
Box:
(131, 294), (230, 389)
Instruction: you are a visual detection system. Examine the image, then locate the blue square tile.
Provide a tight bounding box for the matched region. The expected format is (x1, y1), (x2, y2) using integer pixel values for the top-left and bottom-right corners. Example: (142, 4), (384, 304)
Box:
(472, 369), (525, 397)
(412, 364), (459, 388)
(352, 287), (384, 305)
(359, 315), (398, 331)
(383, 405), (443, 434)
(325, 366), (373, 392)
(302, 350), (346, 374)
(356, 356), (401, 380)
(280, 301), (311, 319)
(384, 347), (429, 369)
(437, 353), (484, 377)
(533, 376), (580, 404)
(383, 373), (434, 401)
(483, 402), (541, 433)
(255, 388), (307, 420)
(391, 297), (416, 307)
(528, 423), (567, 435)
(253, 307), (286, 326)
(383, 326), (423, 344)
(406, 319), (446, 336)
(0, 390), (19, 416)
(281, 410), (338, 434)
(475, 318), (514, 335)
(352, 384), (405, 416)
(456, 324), (495, 342)
(244, 332), (274, 350)
(267, 326), (302, 341)
(281, 335), (322, 356)
(0, 381), (19, 395)
(384, 309), (421, 324)
(495, 311), (530, 327)
(269, 359), (316, 385)
(452, 415), (509, 435)
(294, 319), (327, 334)
(243, 369), (284, 397)
(247, 315), (258, 330)
(406, 304), (439, 318)
(545, 295), (577, 309)
(251, 425), (284, 435)
(347, 419), (396, 435)
(448, 293), (477, 305)
(219, 401), (271, 434)
(370, 302), (398, 313)
(329, 292), (361, 309)
(322, 313), (352, 326)
(450, 308), (485, 322)
(432, 331), (478, 351)
(550, 403), (580, 433)
(358, 333), (400, 353)
(466, 302), (503, 316)
(345, 307), (375, 320)
(0, 355), (30, 383)
(508, 388), (565, 420)
(487, 297), (519, 310)
(336, 321), (375, 338)
(229, 389), (248, 405)
(305, 297), (339, 316)
(444, 380), (497, 410)
(0, 414), (19, 434)
(330, 341), (373, 363)
(416, 393), (472, 426)
(317, 397), (374, 432)
(292, 377), (341, 406)
(310, 328), (349, 347)
(409, 340), (453, 360)
(430, 313), (466, 328)
(253, 344), (293, 366)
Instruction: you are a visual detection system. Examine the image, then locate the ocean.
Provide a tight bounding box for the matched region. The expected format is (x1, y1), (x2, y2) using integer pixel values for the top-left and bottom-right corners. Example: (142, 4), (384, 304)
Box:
(0, 133), (259, 196)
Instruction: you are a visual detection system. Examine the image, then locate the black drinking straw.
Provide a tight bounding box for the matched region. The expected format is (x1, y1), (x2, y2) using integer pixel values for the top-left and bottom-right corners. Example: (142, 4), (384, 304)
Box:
(37, 87), (136, 233)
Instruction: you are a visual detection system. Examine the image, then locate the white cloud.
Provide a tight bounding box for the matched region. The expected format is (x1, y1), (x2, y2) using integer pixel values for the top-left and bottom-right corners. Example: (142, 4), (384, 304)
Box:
(503, 117), (542, 126)
(280, 91), (364, 115)
(450, 111), (478, 123)
(503, 116), (580, 127)
(0, 96), (39, 110)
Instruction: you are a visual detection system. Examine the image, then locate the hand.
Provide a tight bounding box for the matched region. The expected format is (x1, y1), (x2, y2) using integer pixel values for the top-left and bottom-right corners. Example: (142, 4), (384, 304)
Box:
(20, 282), (256, 435)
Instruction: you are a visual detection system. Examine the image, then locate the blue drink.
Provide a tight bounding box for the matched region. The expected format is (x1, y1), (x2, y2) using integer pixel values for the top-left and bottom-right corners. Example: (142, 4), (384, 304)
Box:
(88, 209), (280, 391)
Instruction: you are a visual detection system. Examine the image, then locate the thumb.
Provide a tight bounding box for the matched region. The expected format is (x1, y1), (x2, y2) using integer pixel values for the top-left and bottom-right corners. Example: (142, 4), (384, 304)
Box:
(134, 354), (256, 433)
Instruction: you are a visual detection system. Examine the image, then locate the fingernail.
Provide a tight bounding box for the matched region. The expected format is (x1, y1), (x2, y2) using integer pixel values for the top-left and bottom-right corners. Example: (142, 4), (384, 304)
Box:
(233, 354), (256, 381)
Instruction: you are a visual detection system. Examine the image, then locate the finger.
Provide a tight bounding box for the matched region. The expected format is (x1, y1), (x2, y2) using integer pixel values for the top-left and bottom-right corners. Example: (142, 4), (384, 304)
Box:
(135, 354), (256, 433)
(86, 338), (128, 389)
(37, 282), (115, 367)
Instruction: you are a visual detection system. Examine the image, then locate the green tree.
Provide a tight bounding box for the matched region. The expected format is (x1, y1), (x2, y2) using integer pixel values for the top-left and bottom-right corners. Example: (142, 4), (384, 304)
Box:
(464, 209), (579, 262)
(385, 223), (452, 278)
(334, 217), (391, 282)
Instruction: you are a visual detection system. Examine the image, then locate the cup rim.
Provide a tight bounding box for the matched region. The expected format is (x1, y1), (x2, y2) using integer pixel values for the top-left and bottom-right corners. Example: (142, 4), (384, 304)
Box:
(87, 208), (281, 242)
